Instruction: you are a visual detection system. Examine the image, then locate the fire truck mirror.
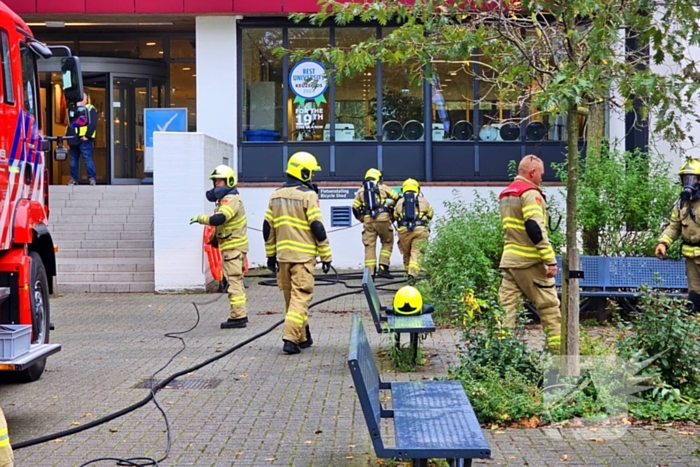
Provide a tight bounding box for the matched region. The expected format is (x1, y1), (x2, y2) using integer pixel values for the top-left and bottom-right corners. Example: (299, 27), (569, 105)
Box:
(55, 146), (68, 162)
(60, 56), (84, 104)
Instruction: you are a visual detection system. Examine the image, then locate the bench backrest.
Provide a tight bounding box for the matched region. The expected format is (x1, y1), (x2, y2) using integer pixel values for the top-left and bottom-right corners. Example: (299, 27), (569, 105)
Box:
(348, 314), (385, 451)
(362, 268), (386, 333)
(554, 255), (687, 290)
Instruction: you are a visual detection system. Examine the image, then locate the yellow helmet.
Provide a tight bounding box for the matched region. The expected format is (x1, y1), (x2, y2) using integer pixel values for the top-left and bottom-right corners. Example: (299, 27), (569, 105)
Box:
(402, 178), (420, 194)
(364, 168), (382, 182)
(210, 164), (236, 188)
(393, 285), (423, 315)
(679, 159), (700, 176)
(287, 151), (321, 182)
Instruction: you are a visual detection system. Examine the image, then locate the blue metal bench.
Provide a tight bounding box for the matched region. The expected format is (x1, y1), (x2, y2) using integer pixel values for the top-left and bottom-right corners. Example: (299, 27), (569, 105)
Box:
(362, 268), (435, 363)
(552, 255), (687, 312)
(348, 314), (491, 467)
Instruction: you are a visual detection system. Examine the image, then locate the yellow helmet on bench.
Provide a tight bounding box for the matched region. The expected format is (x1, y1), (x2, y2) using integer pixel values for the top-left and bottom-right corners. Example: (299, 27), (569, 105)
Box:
(393, 285), (423, 315)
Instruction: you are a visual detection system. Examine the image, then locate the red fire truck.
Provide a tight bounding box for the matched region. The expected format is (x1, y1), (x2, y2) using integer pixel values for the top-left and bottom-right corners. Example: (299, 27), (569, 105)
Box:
(0, 1), (83, 382)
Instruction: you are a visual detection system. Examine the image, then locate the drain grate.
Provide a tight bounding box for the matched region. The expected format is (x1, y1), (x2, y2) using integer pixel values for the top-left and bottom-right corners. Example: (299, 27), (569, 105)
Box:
(134, 378), (221, 390)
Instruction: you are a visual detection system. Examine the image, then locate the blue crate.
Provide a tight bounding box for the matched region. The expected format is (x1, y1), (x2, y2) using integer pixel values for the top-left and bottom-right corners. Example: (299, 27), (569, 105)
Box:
(0, 324), (31, 360)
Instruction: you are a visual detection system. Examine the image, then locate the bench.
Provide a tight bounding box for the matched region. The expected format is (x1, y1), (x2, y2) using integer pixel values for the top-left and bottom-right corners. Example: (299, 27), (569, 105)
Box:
(362, 268), (435, 363)
(552, 255), (687, 313)
(348, 314), (491, 467)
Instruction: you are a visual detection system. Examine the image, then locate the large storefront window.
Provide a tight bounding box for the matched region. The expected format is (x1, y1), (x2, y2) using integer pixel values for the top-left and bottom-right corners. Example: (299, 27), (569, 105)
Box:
(242, 29), (283, 140)
(334, 28), (377, 140)
(170, 63), (196, 131)
(432, 60), (474, 141)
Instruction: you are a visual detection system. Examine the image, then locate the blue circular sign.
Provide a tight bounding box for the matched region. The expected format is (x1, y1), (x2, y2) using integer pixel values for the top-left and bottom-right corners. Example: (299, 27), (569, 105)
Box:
(289, 59), (328, 101)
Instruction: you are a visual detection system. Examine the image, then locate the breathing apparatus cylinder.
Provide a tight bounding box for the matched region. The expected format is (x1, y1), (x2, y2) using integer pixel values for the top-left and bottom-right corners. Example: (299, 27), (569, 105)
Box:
(363, 180), (379, 218)
(403, 192), (417, 230)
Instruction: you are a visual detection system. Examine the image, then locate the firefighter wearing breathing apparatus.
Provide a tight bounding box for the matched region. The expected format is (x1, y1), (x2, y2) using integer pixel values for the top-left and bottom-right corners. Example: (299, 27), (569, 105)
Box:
(498, 155), (561, 354)
(353, 168), (400, 279)
(394, 178), (433, 285)
(0, 408), (13, 467)
(190, 165), (249, 329)
(656, 159), (700, 311)
(263, 151), (332, 355)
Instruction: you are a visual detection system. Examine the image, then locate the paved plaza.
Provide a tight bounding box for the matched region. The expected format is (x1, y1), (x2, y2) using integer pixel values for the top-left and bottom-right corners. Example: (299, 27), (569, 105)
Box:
(1, 274), (699, 466)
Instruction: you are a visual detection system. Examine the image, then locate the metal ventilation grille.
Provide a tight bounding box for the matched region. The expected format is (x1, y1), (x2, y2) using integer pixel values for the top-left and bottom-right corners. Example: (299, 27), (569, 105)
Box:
(330, 206), (352, 227)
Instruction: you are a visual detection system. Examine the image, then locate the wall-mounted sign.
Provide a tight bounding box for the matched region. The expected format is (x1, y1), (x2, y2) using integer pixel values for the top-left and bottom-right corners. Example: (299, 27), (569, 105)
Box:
(289, 59), (328, 105)
(318, 188), (358, 200)
(144, 108), (188, 173)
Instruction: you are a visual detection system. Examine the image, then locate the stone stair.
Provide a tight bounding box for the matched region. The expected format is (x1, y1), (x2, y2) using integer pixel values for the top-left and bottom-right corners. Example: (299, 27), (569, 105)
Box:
(48, 186), (154, 293)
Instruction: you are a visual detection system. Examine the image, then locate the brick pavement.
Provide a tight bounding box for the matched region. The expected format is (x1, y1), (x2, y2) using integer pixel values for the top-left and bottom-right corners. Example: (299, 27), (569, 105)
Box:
(1, 274), (699, 466)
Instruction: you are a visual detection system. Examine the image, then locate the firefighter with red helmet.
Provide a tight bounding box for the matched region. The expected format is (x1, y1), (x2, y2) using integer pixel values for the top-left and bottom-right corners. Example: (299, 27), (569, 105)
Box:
(394, 178), (433, 285)
(191, 165), (249, 329)
(263, 152), (332, 355)
(656, 159), (700, 311)
(352, 168), (399, 278)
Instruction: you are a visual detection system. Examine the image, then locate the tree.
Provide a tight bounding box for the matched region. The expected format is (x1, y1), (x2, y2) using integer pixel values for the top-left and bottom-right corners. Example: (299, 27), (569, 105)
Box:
(288, 0), (700, 367)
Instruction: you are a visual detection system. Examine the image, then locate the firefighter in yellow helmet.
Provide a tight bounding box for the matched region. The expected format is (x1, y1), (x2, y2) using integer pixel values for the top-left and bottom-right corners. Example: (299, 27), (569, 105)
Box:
(498, 155), (561, 354)
(656, 158), (700, 311)
(263, 151), (332, 354)
(394, 178), (433, 285)
(388, 285), (434, 315)
(190, 165), (249, 329)
(0, 407), (14, 467)
(352, 168), (400, 278)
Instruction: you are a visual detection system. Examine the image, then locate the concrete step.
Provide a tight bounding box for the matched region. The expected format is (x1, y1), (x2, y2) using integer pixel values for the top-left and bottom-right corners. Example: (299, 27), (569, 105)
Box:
(51, 231), (153, 241)
(50, 223), (152, 233)
(57, 248), (154, 259)
(58, 271), (154, 283)
(57, 282), (155, 293)
(57, 258), (154, 273)
(52, 214), (154, 224)
(56, 240), (154, 250)
(54, 198), (154, 209)
(54, 206), (154, 216)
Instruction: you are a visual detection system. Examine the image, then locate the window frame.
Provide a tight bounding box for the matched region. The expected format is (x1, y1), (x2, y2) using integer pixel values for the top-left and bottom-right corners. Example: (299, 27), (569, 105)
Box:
(1, 28), (14, 105)
(19, 41), (39, 119)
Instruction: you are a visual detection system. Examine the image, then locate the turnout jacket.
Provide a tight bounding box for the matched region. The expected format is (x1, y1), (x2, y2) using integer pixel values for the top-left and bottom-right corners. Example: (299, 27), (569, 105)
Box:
(352, 183), (399, 222)
(264, 181), (332, 263)
(659, 198), (700, 258)
(394, 195), (434, 233)
(208, 191), (249, 253)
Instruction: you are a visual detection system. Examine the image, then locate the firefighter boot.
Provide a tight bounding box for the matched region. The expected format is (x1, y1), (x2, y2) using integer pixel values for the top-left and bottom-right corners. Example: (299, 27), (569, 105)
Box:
(299, 325), (313, 349)
(407, 275), (416, 286)
(689, 291), (700, 313)
(221, 317), (248, 329)
(376, 265), (394, 279)
(283, 340), (301, 354)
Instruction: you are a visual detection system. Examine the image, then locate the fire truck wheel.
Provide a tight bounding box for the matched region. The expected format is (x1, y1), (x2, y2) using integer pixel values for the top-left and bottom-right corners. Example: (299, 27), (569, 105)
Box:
(18, 252), (51, 382)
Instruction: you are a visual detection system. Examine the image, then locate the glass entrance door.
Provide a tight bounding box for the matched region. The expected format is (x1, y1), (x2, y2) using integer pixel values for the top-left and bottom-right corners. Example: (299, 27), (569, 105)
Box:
(112, 77), (150, 181)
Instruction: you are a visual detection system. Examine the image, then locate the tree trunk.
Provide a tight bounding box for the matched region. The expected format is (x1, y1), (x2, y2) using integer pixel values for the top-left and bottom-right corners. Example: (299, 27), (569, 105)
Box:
(563, 104), (580, 376)
(582, 102), (605, 256)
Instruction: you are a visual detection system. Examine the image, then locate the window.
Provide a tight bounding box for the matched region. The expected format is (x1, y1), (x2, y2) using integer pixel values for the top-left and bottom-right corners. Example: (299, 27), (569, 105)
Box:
(242, 28), (283, 140)
(1, 29), (13, 104)
(335, 28), (377, 140)
(20, 43), (38, 117)
(432, 60), (475, 141)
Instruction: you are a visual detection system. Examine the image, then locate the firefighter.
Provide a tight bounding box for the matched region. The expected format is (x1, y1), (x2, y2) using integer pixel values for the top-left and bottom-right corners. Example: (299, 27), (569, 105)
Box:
(352, 168), (399, 278)
(263, 151), (332, 355)
(656, 159), (700, 311)
(65, 93), (98, 186)
(0, 408), (13, 467)
(190, 165), (249, 329)
(498, 155), (561, 354)
(394, 178), (433, 285)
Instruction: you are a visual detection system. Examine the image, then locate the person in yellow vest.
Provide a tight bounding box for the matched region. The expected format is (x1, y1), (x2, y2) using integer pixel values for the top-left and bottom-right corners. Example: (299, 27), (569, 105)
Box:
(0, 408), (13, 467)
(66, 93), (98, 186)
(656, 159), (700, 311)
(352, 168), (399, 278)
(191, 165), (249, 329)
(263, 152), (332, 354)
(498, 155), (561, 353)
(394, 178), (433, 285)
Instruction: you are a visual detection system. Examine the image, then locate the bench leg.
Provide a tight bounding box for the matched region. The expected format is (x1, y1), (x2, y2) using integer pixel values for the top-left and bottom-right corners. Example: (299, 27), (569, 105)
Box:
(448, 460), (469, 467)
(410, 333), (419, 363)
(412, 460), (428, 467)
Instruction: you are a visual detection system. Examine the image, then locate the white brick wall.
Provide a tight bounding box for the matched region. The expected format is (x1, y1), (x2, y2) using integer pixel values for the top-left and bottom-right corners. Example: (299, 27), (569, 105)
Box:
(153, 132), (234, 293)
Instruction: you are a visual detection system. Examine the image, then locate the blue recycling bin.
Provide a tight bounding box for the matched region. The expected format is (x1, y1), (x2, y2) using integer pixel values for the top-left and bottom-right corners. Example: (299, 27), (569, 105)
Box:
(243, 129), (280, 142)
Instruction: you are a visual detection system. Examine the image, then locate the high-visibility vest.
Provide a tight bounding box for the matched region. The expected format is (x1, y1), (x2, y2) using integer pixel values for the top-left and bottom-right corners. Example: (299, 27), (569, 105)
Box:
(77, 104), (96, 138)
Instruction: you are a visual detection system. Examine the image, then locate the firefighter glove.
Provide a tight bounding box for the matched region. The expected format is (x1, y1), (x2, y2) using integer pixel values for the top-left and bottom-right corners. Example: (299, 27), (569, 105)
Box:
(655, 243), (668, 260)
(322, 261), (332, 274)
(267, 256), (278, 274)
(190, 214), (209, 225)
